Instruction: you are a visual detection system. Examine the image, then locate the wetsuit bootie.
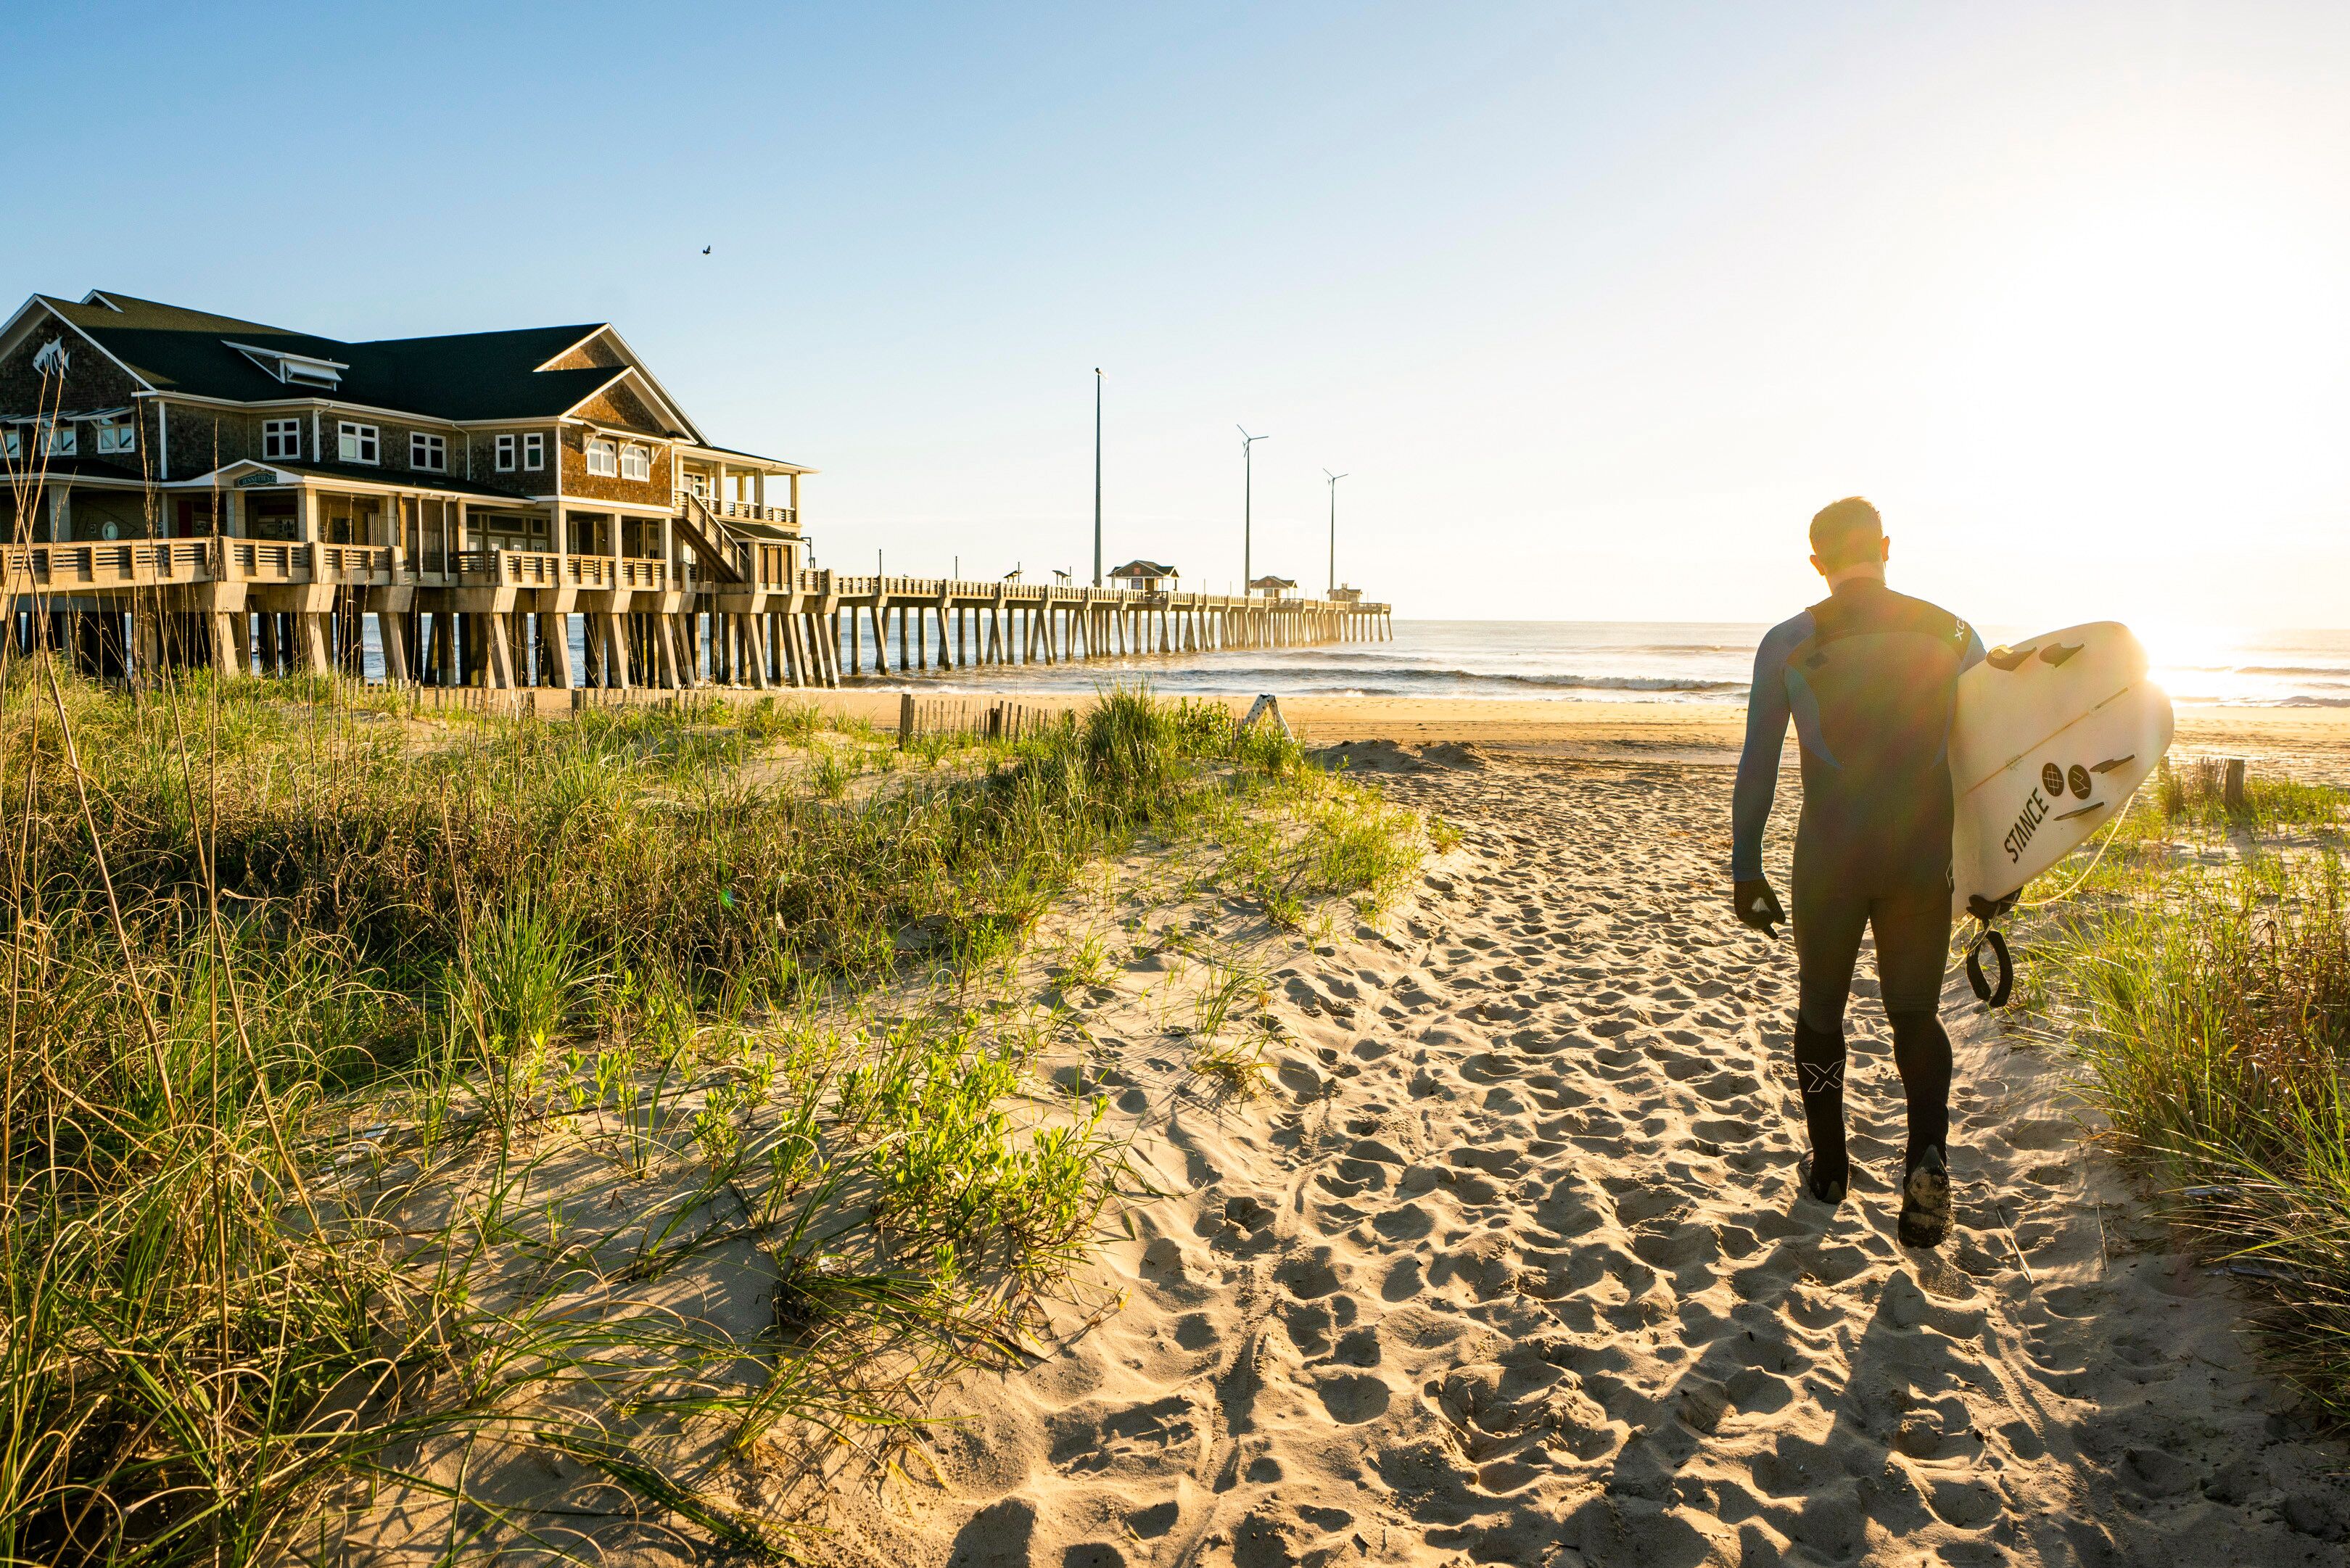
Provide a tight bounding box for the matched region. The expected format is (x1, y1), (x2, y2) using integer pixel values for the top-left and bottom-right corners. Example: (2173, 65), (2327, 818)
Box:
(1802, 1153), (1847, 1205)
(1792, 1018), (1850, 1205)
(1899, 1144), (1952, 1247)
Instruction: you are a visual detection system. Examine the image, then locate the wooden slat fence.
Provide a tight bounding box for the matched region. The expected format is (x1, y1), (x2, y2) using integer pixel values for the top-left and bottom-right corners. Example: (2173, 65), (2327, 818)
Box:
(897, 693), (1065, 746)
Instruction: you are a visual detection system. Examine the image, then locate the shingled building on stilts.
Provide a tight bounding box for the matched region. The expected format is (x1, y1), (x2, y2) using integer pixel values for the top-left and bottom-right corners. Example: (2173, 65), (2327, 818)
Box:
(0, 290), (1388, 690)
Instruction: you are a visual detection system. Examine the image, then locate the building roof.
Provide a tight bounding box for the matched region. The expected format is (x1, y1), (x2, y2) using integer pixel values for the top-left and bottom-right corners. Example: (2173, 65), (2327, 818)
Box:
(1110, 558), (1178, 578)
(684, 440), (815, 475)
(30, 292), (664, 427)
(1, 455), (151, 485)
(1248, 574), (1296, 590)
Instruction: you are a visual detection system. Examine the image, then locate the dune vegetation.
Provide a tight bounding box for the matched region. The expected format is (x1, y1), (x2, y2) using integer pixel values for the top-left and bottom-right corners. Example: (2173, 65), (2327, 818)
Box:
(0, 671), (1422, 1565)
(2017, 755), (2350, 1417)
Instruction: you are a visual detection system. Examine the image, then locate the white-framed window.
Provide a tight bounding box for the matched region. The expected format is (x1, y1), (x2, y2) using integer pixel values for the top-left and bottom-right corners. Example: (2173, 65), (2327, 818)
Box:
(94, 416), (136, 455)
(337, 421), (379, 465)
(523, 432), (545, 471)
(263, 418), (302, 461)
(411, 432), (446, 472)
(38, 418), (75, 458)
(619, 442), (649, 482)
(585, 437), (617, 478)
(1, 429), (17, 461)
(495, 433), (516, 471)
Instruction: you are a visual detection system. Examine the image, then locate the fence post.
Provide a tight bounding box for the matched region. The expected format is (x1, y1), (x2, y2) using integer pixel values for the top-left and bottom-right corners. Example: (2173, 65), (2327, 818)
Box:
(2224, 757), (2248, 814)
(899, 690), (916, 748)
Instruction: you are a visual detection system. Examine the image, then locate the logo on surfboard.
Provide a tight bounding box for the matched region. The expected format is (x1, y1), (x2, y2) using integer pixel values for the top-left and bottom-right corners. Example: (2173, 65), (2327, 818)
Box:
(2003, 785), (2052, 865)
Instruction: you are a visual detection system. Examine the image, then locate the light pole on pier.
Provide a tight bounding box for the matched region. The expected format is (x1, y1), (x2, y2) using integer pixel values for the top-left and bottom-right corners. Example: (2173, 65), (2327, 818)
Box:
(1323, 469), (1348, 595)
(1237, 426), (1269, 585)
(1092, 369), (1104, 587)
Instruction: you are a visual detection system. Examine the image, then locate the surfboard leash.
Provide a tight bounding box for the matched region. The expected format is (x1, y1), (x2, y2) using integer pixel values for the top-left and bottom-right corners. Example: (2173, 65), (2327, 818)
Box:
(2016, 809), (2129, 910)
(1963, 926), (2013, 1008)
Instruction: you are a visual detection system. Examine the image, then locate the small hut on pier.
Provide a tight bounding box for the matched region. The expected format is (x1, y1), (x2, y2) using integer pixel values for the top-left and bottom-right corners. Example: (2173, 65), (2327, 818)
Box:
(1248, 574), (1295, 599)
(1110, 560), (1179, 593)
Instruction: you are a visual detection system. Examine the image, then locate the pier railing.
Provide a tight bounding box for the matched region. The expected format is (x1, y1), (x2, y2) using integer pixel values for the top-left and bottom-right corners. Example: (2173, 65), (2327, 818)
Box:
(0, 540), (1385, 613)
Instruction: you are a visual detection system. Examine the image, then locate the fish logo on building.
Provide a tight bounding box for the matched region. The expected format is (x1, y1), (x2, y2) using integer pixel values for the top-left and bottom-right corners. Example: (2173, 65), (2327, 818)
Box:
(30, 338), (70, 377)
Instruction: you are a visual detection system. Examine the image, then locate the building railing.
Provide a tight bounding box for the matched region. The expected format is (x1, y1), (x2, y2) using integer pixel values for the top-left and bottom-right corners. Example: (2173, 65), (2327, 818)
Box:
(676, 490), (796, 530)
(313, 544), (399, 584)
(225, 540), (309, 582)
(501, 550), (564, 588)
(3, 538), (228, 588)
(442, 550), (669, 593)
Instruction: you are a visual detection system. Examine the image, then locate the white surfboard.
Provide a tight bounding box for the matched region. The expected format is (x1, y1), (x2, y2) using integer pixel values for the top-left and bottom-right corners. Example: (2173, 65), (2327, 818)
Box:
(1949, 621), (2174, 922)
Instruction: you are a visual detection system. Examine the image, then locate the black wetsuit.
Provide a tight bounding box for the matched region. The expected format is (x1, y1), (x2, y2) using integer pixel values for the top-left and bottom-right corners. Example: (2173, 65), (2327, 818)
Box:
(1732, 579), (1984, 1183)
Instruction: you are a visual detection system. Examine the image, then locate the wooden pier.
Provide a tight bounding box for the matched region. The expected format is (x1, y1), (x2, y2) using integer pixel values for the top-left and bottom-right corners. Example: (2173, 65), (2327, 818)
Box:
(1, 538), (1391, 690)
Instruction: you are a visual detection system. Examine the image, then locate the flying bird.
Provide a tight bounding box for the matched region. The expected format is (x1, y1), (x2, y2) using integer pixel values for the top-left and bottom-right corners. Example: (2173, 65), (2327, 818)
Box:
(701, 245), (712, 255)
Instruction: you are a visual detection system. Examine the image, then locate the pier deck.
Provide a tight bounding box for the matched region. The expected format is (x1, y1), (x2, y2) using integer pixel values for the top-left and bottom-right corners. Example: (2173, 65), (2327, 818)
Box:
(3, 540), (1390, 690)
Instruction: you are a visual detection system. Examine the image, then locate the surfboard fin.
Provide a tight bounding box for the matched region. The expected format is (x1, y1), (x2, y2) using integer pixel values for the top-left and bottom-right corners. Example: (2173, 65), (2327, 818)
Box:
(1966, 891), (2020, 923)
(2038, 642), (2085, 667)
(2089, 754), (2135, 774)
(1985, 645), (2032, 671)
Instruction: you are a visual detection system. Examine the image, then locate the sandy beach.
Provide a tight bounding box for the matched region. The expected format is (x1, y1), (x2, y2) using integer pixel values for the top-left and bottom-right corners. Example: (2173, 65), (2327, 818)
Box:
(797, 703), (2350, 1567)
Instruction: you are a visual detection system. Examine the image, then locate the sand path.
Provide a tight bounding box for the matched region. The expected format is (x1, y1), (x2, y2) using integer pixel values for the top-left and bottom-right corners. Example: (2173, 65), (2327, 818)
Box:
(833, 755), (2350, 1568)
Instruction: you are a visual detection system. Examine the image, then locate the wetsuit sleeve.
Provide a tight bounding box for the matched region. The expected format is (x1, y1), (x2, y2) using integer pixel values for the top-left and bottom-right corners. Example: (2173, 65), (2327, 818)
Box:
(1731, 616), (1807, 880)
(1958, 622), (1985, 674)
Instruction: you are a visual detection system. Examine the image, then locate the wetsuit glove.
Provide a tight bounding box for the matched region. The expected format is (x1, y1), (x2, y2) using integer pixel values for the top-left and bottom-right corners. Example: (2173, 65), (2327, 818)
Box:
(1733, 878), (1785, 936)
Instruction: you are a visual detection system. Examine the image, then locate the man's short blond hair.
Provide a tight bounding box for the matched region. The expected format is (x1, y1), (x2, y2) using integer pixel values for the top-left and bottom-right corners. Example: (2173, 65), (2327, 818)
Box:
(1809, 497), (1882, 570)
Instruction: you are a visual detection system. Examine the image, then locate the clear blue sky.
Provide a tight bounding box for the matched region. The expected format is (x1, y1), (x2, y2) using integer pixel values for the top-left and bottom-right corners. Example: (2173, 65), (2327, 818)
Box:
(8, 1), (2346, 627)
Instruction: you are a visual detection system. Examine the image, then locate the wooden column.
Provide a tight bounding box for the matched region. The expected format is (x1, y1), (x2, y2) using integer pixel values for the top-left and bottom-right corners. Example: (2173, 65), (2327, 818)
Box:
(376, 603), (411, 683)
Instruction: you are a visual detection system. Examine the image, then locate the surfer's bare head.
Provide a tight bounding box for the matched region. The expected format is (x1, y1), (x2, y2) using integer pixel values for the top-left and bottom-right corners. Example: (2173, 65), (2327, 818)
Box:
(1809, 496), (1889, 583)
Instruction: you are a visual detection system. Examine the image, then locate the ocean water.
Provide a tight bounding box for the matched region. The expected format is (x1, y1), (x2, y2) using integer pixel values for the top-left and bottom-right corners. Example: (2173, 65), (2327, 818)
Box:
(880, 620), (2350, 707)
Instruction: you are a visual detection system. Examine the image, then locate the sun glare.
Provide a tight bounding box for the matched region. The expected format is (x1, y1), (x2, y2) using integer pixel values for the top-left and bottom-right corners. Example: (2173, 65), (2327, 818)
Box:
(1916, 173), (2346, 557)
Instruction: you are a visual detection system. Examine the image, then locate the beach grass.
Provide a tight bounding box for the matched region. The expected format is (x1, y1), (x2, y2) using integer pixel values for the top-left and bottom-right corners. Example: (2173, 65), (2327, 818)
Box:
(0, 669), (1421, 1564)
(2019, 756), (2350, 1419)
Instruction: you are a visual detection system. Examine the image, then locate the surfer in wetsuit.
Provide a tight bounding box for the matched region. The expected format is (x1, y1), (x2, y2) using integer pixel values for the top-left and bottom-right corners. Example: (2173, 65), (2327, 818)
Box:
(1730, 497), (1984, 1247)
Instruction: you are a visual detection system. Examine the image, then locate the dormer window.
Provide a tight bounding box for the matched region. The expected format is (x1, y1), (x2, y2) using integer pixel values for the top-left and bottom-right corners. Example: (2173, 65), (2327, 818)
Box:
(619, 443), (650, 481)
(225, 341), (347, 389)
(587, 437), (617, 477)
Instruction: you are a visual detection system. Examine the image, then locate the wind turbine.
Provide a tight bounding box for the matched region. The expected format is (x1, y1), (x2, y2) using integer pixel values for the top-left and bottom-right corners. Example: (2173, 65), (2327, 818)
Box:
(1238, 426), (1270, 585)
(1092, 369), (1104, 587)
(1323, 469), (1349, 595)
